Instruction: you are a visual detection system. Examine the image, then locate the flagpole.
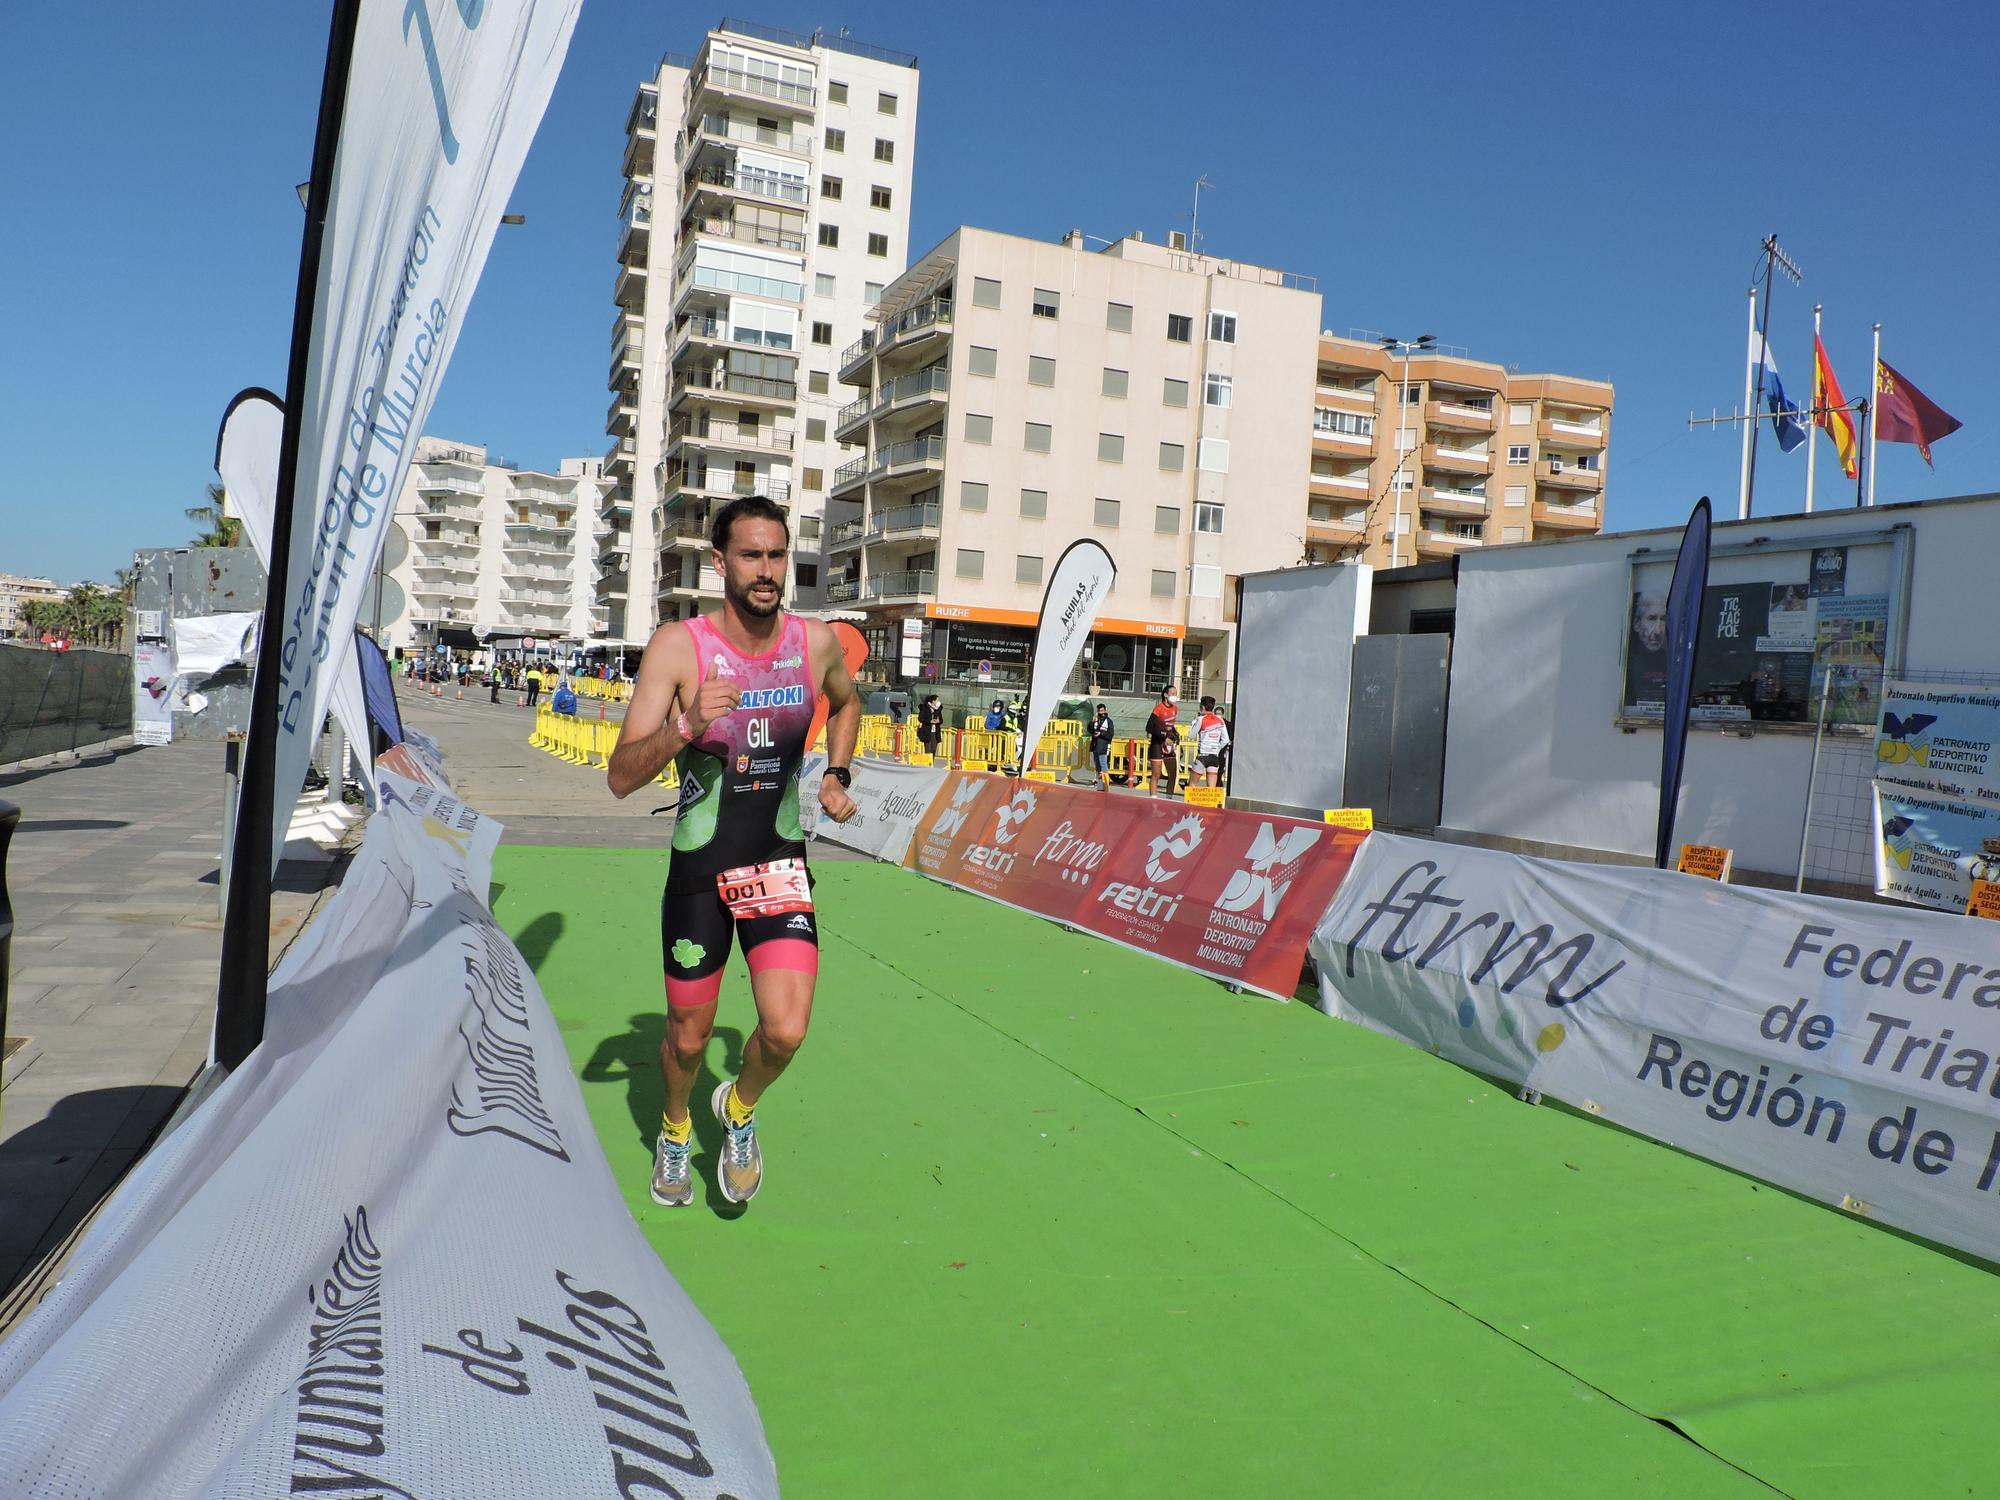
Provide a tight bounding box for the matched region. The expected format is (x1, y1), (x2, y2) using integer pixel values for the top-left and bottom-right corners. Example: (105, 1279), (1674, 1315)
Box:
(1737, 286), (1757, 520)
(214, 0), (363, 1071)
(1866, 323), (1882, 507)
(1804, 305), (1819, 513)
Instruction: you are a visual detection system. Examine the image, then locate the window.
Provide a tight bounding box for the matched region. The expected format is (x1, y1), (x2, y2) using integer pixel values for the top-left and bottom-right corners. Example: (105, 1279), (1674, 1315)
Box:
(1207, 311), (1237, 343)
(811, 321), (833, 345)
(874, 138), (895, 163)
(828, 80), (848, 104)
(1094, 498), (1121, 528)
(1190, 565), (1222, 599)
(864, 281), (884, 306)
(1019, 488), (1047, 518)
(878, 91), (898, 115)
(1097, 432), (1125, 464)
(965, 413), (993, 445)
(1155, 505), (1181, 533)
(1315, 407), (1373, 437)
(809, 371), (829, 395)
(806, 418), (826, 441)
(1024, 422), (1052, 453)
(1151, 569), (1175, 598)
(972, 276), (1002, 308)
(1106, 301), (1133, 333)
(1158, 441), (1185, 471)
(1028, 355), (1056, 386)
(866, 232), (888, 257)
(870, 185), (892, 209)
(1204, 373), (1233, 408)
(1017, 554), (1043, 585)
(1197, 437), (1229, 473)
(1576, 453), (1600, 472)
(968, 345), (997, 377)
(1194, 503), (1224, 534)
(1507, 444), (1530, 465)
(817, 223), (839, 248)
(960, 480), (988, 512)
(1032, 288), (1059, 319)
(957, 548), (984, 579)
(821, 175), (843, 200)
(1504, 484), (1529, 506)
(814, 272), (836, 297)
(825, 127), (845, 152)
(1501, 525), (1527, 543)
(1401, 384), (1424, 405)
(1102, 367), (1128, 398)
(1509, 402), (1532, 425)
(802, 467), (823, 491)
(796, 561), (819, 586)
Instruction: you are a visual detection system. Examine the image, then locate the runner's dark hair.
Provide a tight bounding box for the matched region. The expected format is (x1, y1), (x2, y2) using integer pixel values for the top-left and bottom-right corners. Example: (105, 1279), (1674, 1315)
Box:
(711, 494), (790, 552)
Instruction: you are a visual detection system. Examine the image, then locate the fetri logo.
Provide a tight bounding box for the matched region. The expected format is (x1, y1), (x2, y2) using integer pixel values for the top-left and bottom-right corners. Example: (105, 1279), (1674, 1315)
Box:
(1213, 824), (1322, 922)
(992, 788), (1039, 846)
(1146, 814), (1206, 883)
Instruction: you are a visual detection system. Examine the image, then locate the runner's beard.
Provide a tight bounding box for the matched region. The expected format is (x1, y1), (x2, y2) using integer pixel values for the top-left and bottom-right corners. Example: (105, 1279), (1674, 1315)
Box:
(727, 571), (784, 619)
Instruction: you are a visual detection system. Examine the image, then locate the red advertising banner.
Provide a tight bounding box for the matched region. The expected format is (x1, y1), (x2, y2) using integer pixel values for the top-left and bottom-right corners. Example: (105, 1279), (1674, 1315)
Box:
(906, 774), (1364, 998)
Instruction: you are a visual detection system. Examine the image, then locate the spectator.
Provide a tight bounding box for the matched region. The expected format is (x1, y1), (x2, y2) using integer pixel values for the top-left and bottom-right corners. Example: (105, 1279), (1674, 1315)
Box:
(525, 664), (543, 707)
(1089, 703), (1115, 791)
(1144, 688), (1180, 798)
(1004, 697), (1025, 736)
(984, 697), (1006, 732)
(917, 693), (944, 759)
(1194, 696), (1231, 788)
(551, 676), (579, 717)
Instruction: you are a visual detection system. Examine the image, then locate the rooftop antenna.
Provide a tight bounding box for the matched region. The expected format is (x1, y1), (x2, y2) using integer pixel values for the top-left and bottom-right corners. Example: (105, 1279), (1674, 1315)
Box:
(1190, 175), (1215, 256)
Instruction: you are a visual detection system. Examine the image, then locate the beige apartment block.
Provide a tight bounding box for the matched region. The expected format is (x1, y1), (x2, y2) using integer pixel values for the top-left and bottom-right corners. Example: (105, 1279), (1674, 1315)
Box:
(1307, 336), (1613, 567)
(0, 574), (68, 637)
(605, 21), (920, 648)
(384, 436), (612, 662)
(830, 226), (1320, 700)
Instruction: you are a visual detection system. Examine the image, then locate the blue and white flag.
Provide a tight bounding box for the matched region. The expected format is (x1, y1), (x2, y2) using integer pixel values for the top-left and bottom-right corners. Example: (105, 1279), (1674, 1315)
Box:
(1750, 332), (1808, 453)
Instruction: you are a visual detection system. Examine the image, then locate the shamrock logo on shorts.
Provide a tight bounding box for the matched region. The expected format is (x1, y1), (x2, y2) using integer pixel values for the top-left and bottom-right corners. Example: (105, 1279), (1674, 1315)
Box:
(671, 938), (707, 969)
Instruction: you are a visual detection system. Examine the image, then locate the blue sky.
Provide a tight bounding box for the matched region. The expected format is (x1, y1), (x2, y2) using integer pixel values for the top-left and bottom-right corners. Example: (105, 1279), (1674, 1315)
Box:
(3, 1), (1994, 584)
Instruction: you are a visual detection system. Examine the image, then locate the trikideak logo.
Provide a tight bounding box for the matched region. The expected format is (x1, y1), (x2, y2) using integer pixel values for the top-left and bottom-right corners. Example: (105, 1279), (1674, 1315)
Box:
(1146, 814), (1206, 883)
(932, 776), (983, 839)
(1213, 823), (1322, 920)
(992, 787), (1038, 846)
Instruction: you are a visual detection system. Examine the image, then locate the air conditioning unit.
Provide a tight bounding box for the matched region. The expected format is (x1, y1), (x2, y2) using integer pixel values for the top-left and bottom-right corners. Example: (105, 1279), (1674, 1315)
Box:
(1167, 230), (1187, 251)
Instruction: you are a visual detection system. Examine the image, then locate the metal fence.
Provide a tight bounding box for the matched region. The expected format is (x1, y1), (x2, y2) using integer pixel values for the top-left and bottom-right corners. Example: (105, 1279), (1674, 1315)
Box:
(0, 645), (133, 766)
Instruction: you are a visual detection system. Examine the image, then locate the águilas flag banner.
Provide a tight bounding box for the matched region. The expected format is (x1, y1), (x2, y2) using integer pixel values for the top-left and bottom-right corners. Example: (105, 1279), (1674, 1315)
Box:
(1813, 334), (1859, 480)
(1021, 539), (1116, 771)
(266, 0), (580, 871)
(1875, 359), (1964, 467)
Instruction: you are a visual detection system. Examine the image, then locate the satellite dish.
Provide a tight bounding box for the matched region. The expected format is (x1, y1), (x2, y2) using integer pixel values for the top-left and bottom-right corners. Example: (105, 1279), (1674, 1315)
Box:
(381, 522), (412, 571)
(372, 576), (407, 626)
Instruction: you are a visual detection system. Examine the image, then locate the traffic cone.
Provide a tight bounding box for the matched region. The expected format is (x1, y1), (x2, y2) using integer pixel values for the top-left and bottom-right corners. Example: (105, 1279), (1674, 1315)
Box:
(517, 693), (527, 708)
(455, 686), (464, 701)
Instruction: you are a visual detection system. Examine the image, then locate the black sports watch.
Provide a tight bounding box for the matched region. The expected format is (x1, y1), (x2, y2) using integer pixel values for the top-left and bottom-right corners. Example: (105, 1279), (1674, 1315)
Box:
(825, 765), (853, 789)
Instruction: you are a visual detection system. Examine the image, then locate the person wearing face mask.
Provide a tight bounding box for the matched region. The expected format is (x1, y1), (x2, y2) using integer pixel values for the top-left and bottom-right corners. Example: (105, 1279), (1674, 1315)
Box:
(1144, 687), (1180, 797)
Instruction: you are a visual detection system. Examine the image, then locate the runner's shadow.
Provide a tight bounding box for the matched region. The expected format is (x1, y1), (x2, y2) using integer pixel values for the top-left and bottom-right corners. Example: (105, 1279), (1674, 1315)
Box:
(580, 1015), (748, 1216)
(512, 911), (564, 973)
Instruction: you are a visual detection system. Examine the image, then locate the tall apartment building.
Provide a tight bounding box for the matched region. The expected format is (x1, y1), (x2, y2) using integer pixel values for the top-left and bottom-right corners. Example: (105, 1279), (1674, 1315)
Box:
(603, 21), (919, 648)
(0, 574), (68, 638)
(1306, 336), (1612, 567)
(830, 227), (1321, 702)
(385, 436), (612, 659)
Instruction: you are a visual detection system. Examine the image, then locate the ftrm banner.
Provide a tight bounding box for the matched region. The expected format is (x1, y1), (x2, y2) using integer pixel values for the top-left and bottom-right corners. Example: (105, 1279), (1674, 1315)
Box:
(267, 0), (580, 871)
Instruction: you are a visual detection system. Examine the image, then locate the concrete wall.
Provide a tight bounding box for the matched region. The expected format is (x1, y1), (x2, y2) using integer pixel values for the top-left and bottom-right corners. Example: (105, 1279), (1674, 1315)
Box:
(1231, 562), (1370, 812)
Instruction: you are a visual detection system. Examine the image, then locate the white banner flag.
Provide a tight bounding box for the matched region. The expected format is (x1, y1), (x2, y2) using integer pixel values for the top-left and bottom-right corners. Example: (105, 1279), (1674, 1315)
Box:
(219, 388), (377, 799)
(267, 0), (580, 871)
(1021, 539), (1115, 770)
(799, 750), (949, 864)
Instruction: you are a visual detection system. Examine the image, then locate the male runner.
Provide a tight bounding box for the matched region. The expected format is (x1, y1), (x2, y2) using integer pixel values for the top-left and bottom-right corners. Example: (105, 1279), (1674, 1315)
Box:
(607, 495), (859, 1207)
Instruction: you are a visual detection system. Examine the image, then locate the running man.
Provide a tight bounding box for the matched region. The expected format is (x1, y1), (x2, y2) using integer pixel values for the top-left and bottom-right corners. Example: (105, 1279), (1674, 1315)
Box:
(608, 495), (860, 1207)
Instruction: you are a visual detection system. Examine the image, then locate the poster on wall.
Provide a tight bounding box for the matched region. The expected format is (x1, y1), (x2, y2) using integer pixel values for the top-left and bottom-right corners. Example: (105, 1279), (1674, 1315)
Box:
(133, 642), (176, 746)
(1873, 783), (2000, 911)
(1815, 594), (1891, 727)
(1873, 681), (2000, 802)
(1810, 546), (1848, 596)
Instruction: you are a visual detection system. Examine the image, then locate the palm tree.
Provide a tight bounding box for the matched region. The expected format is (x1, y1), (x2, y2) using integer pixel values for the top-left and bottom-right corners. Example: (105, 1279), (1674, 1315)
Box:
(186, 483), (243, 548)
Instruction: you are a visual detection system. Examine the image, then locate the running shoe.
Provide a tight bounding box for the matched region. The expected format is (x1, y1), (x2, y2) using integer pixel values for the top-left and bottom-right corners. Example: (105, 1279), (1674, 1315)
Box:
(650, 1131), (693, 1207)
(710, 1079), (763, 1203)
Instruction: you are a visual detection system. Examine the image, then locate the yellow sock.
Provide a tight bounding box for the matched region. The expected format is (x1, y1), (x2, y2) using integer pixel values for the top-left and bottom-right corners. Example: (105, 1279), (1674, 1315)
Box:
(724, 1083), (755, 1127)
(660, 1111), (692, 1146)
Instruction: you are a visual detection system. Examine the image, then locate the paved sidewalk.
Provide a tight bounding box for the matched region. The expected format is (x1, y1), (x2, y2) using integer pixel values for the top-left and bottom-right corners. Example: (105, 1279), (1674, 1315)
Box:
(0, 740), (333, 1310)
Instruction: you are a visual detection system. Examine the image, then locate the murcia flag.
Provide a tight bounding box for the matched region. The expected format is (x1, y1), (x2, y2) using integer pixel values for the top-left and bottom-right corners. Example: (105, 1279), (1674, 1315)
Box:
(1875, 359), (1963, 467)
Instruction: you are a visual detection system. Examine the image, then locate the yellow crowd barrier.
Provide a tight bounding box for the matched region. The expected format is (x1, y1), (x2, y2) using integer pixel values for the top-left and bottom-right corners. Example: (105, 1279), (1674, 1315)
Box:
(572, 677), (632, 704)
(530, 706), (677, 789)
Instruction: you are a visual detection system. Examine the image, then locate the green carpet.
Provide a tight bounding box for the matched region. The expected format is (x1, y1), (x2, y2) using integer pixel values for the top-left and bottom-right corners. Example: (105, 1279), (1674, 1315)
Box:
(494, 850), (2000, 1498)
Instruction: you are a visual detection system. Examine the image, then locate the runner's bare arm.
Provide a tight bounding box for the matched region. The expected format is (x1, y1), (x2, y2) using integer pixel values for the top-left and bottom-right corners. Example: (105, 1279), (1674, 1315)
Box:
(607, 624), (694, 799)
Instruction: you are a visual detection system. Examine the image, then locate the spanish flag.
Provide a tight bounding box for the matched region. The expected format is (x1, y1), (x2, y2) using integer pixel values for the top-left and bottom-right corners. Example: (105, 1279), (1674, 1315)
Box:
(1813, 334), (1858, 480)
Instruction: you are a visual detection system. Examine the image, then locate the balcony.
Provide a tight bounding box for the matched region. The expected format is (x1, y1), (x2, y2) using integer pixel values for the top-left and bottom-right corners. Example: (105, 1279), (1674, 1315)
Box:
(679, 211), (807, 256)
(1415, 528), (1486, 559)
(1305, 512), (1366, 541)
(661, 512), (714, 549)
(673, 257), (803, 305)
(1312, 425), (1375, 451)
(1534, 498), (1600, 529)
(876, 365), (949, 419)
(828, 454), (870, 500)
(608, 334), (643, 390)
(691, 60), (816, 114)
(1309, 469), (1370, 495)
(684, 113), (813, 161)
(834, 393), (872, 442)
(1538, 459), (1603, 492)
(410, 581), (473, 602)
(838, 330), (876, 384)
(413, 551), (477, 575)
(1540, 416), (1607, 449)
(867, 501), (942, 544)
(864, 569), (937, 604)
(617, 195), (652, 265)
(1421, 442), (1491, 475)
(1427, 399), (1497, 432)
(614, 262), (647, 311)
(871, 433), (946, 486)
(1420, 486), (1489, 518)
(667, 422), (796, 460)
(827, 579), (862, 604)
(606, 390), (637, 436)
(417, 472), (483, 498)
(681, 165), (810, 209)
(668, 470), (793, 507)
(828, 518), (867, 553)
(622, 128), (654, 183)
(670, 369), (796, 410)
(876, 297), (954, 362)
(1316, 383), (1378, 407)
(595, 573), (628, 602)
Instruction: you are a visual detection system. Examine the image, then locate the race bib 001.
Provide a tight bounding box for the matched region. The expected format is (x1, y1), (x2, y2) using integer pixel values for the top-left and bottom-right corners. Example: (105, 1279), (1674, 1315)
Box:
(717, 858), (813, 920)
